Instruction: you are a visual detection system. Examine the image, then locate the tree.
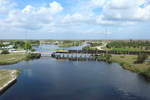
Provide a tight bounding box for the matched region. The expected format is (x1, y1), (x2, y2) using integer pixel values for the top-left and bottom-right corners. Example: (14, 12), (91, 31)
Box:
(24, 42), (32, 52)
(1, 49), (9, 54)
(13, 40), (25, 49)
(0, 43), (3, 47)
(135, 54), (148, 64)
(105, 54), (112, 63)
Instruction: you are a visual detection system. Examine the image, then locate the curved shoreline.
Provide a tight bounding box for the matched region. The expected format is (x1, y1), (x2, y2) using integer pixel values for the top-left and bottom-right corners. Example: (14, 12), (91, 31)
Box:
(0, 70), (20, 94)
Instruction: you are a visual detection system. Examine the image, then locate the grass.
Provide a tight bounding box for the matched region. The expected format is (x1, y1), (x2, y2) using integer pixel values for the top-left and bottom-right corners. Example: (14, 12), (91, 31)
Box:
(0, 53), (27, 65)
(111, 48), (150, 51)
(111, 54), (150, 76)
(0, 70), (20, 88)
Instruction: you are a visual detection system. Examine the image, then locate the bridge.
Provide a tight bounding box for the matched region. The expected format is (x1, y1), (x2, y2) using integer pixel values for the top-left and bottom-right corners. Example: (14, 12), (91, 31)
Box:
(55, 50), (150, 55)
(33, 50), (150, 57)
(33, 51), (54, 56)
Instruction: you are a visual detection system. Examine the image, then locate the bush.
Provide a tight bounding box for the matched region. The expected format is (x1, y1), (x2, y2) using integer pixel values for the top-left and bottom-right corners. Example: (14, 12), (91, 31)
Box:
(135, 54), (148, 64)
(26, 53), (41, 60)
(31, 49), (35, 52)
(140, 67), (150, 78)
(1, 49), (9, 54)
(120, 56), (125, 58)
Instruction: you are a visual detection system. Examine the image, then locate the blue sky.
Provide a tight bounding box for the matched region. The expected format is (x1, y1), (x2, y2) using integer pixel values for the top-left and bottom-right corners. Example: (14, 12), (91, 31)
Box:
(0, 0), (150, 39)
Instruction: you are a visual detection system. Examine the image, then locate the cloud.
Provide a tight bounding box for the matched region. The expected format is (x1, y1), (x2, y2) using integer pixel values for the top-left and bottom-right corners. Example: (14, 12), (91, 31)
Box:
(2, 1), (63, 31)
(96, 0), (150, 25)
(62, 13), (94, 25)
(49, 1), (63, 15)
(91, 0), (107, 7)
(0, 0), (16, 14)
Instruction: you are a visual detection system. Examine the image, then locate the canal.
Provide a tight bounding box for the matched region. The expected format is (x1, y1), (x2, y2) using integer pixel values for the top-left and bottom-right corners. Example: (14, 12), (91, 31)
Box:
(0, 45), (150, 100)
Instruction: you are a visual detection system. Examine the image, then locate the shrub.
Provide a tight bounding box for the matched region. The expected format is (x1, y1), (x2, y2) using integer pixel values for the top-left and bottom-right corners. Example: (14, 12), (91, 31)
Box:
(26, 53), (41, 60)
(120, 56), (125, 58)
(31, 49), (35, 52)
(140, 67), (150, 78)
(135, 54), (148, 64)
(1, 49), (9, 54)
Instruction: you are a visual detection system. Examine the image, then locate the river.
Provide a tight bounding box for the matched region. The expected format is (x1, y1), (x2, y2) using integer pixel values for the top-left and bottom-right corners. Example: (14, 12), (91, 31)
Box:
(0, 45), (150, 100)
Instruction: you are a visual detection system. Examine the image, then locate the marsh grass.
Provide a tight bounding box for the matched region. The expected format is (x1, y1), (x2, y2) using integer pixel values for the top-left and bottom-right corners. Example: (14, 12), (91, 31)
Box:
(112, 54), (150, 78)
(0, 53), (27, 65)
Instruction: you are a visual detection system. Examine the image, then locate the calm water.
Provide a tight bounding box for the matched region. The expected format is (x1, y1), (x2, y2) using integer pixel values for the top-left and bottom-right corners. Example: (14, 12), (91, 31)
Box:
(0, 45), (150, 100)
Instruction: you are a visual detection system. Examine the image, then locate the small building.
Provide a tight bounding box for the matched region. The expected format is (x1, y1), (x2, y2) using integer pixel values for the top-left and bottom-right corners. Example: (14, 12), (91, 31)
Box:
(3, 42), (10, 45)
(2, 45), (13, 49)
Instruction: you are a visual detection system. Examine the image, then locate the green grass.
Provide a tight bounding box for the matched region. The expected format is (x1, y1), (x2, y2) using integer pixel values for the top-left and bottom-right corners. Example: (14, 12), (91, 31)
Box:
(111, 48), (142, 51)
(0, 70), (20, 87)
(0, 53), (27, 65)
(111, 54), (150, 76)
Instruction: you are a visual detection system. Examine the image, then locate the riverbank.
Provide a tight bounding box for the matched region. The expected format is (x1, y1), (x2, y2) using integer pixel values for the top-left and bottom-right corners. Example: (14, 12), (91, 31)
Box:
(111, 54), (150, 78)
(0, 70), (20, 93)
(0, 53), (41, 65)
(0, 53), (27, 65)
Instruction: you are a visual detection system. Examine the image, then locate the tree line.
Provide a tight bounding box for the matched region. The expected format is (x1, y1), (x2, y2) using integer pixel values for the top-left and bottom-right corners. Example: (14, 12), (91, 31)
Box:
(106, 40), (150, 50)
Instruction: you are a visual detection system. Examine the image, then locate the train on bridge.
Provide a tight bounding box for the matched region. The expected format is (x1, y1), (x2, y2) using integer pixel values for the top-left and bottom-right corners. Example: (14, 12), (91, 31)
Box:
(55, 49), (150, 55)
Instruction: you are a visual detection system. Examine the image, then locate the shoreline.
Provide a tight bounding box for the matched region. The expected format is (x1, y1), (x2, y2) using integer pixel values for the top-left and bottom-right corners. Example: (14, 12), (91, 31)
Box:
(0, 70), (20, 93)
(111, 54), (150, 79)
(0, 53), (41, 65)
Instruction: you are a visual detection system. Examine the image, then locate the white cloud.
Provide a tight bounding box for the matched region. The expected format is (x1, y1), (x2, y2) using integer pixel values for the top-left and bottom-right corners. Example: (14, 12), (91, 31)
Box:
(62, 13), (94, 24)
(96, 0), (150, 25)
(2, 1), (63, 31)
(0, 0), (16, 14)
(49, 1), (63, 15)
(91, 0), (106, 7)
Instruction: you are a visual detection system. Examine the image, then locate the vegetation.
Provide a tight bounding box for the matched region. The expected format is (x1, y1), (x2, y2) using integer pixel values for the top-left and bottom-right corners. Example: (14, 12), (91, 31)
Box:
(13, 40), (25, 49)
(28, 40), (40, 45)
(140, 67), (150, 78)
(82, 41), (102, 51)
(90, 42), (102, 47)
(26, 53), (41, 60)
(111, 48), (141, 51)
(0, 43), (4, 48)
(135, 54), (148, 64)
(24, 42), (32, 51)
(0, 70), (20, 89)
(0, 52), (41, 65)
(1, 49), (9, 54)
(0, 53), (27, 65)
(96, 54), (112, 63)
(111, 54), (150, 78)
(107, 40), (150, 51)
(31, 48), (35, 52)
(0, 40), (35, 51)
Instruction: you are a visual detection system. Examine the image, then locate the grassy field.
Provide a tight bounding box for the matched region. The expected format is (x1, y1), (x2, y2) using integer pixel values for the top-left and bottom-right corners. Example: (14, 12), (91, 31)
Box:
(0, 70), (20, 88)
(111, 48), (142, 51)
(111, 54), (150, 77)
(0, 53), (27, 65)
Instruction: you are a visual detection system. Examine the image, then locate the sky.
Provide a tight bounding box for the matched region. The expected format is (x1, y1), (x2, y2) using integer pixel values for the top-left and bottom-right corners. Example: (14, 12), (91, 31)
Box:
(0, 0), (150, 40)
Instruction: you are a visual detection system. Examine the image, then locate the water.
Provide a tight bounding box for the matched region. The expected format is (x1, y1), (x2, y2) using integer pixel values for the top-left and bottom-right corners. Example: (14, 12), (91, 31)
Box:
(0, 45), (150, 100)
